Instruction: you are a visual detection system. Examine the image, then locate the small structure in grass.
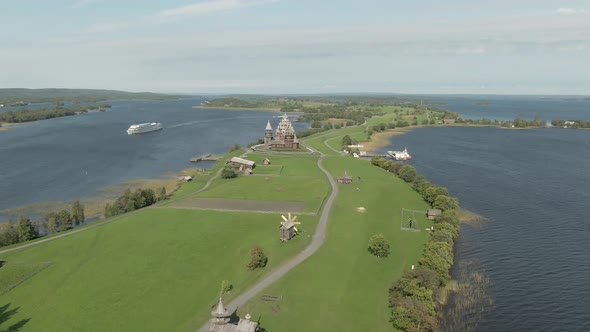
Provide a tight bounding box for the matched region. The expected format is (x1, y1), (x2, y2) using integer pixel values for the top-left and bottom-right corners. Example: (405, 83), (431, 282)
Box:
(427, 209), (442, 220)
(279, 212), (301, 241)
(337, 172), (353, 184)
(263, 158), (271, 165)
(227, 157), (256, 171)
(208, 297), (259, 332)
(243, 168), (252, 176)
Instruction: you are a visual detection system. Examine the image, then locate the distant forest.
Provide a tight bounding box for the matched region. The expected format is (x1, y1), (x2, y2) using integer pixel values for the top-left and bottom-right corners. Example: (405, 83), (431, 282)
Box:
(0, 88), (190, 104)
(0, 104), (111, 123)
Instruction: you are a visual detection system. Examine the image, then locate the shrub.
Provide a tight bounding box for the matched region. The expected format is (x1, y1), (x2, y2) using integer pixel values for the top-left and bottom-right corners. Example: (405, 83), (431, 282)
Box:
(368, 234), (391, 258)
(433, 195), (459, 212)
(247, 246), (268, 270)
(221, 166), (238, 179)
(398, 165), (417, 183)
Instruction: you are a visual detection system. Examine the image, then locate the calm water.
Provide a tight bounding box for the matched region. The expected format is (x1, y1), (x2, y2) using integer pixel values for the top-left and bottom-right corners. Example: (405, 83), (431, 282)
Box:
(0, 98), (308, 219)
(412, 95), (590, 121)
(379, 126), (590, 331)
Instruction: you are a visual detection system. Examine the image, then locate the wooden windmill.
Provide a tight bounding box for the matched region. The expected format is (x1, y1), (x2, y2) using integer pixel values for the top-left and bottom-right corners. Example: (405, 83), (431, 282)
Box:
(279, 212), (301, 242)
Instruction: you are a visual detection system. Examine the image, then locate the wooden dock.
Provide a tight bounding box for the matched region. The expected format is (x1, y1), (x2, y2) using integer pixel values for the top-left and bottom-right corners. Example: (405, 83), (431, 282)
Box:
(190, 154), (220, 163)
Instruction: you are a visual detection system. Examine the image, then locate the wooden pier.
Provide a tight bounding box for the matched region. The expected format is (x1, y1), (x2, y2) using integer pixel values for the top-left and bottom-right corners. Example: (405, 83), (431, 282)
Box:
(190, 154), (220, 163)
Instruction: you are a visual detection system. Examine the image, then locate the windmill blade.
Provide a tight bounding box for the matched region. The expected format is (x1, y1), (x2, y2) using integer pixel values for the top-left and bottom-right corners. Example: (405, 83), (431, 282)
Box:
(292, 221), (301, 225)
(281, 215), (288, 222)
(291, 215), (298, 222)
(293, 227), (299, 233)
(288, 212), (292, 220)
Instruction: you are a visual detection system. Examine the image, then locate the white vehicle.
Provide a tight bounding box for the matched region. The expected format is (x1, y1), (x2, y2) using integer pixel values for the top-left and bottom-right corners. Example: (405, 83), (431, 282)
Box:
(126, 122), (162, 135)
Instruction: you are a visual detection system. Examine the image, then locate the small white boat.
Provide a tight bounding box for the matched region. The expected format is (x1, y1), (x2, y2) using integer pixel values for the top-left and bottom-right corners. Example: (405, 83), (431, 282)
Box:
(387, 148), (412, 161)
(126, 122), (162, 135)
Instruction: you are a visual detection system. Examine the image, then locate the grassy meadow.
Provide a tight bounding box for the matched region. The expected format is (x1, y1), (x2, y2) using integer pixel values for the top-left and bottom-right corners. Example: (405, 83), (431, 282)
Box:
(242, 155), (432, 331)
(0, 209), (318, 331)
(0, 107), (438, 332)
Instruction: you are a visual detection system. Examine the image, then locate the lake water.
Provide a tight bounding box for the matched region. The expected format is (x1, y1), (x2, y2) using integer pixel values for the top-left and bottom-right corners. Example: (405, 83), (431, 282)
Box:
(415, 94), (590, 121)
(378, 125), (590, 331)
(0, 98), (308, 220)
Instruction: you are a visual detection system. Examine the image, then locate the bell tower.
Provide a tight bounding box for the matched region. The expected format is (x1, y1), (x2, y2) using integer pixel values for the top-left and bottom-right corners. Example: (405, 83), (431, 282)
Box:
(264, 120), (273, 145)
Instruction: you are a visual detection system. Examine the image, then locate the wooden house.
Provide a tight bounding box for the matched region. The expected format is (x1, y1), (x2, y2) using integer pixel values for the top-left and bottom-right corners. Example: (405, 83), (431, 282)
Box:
(427, 209), (442, 220)
(227, 157), (256, 171)
(443, 119), (456, 124)
(337, 172), (353, 184)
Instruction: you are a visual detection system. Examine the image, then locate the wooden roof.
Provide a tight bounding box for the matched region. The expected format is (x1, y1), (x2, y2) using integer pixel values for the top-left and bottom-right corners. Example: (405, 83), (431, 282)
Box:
(229, 157), (255, 166)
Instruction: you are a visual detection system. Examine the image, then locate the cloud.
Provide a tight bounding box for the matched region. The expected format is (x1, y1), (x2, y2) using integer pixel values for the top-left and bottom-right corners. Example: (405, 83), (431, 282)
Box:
(556, 8), (587, 15)
(153, 0), (278, 22)
(72, 0), (100, 8)
(84, 0), (279, 33)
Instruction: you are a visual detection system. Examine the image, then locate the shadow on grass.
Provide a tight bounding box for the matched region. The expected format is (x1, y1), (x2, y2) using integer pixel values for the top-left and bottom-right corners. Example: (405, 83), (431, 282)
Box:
(0, 303), (30, 332)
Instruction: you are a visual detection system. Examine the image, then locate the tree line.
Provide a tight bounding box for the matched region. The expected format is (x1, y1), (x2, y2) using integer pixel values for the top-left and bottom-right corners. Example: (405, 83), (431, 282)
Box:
(371, 157), (460, 331)
(104, 187), (166, 218)
(0, 88), (184, 104)
(551, 119), (590, 129)
(0, 200), (85, 248)
(0, 104), (111, 123)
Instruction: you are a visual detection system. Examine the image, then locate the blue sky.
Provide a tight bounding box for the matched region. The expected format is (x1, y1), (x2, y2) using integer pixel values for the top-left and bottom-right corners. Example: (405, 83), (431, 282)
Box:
(1, 0), (589, 94)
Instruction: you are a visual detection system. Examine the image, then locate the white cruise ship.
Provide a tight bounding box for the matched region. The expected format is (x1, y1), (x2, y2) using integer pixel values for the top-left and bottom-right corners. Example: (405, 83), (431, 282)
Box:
(126, 122), (162, 135)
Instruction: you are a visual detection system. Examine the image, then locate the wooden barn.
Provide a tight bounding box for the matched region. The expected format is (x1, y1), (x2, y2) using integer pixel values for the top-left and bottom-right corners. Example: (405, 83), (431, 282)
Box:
(427, 209), (442, 220)
(227, 157), (256, 171)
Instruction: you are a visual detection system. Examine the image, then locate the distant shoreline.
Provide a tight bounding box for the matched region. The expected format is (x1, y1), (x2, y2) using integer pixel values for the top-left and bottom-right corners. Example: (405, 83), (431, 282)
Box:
(193, 105), (282, 112)
(362, 123), (547, 153)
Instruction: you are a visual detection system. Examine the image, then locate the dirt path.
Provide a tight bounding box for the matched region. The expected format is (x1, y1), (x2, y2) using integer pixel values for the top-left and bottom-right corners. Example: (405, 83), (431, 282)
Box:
(197, 141), (339, 331)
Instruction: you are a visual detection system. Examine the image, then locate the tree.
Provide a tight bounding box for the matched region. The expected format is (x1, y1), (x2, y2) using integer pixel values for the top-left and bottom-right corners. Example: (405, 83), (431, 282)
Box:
(221, 166), (238, 179)
(17, 216), (37, 242)
(57, 209), (73, 231)
(0, 222), (19, 246)
(71, 200), (85, 226)
(45, 213), (60, 233)
(157, 186), (167, 201)
(367, 234), (391, 257)
(433, 195), (459, 212)
(247, 246), (268, 270)
(398, 165), (417, 183)
(419, 241), (454, 285)
(341, 134), (353, 147)
(390, 298), (439, 332)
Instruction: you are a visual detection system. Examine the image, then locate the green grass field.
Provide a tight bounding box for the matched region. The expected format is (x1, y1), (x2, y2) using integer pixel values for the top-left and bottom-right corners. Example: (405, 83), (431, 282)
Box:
(0, 111), (436, 332)
(242, 155), (432, 331)
(0, 209), (318, 331)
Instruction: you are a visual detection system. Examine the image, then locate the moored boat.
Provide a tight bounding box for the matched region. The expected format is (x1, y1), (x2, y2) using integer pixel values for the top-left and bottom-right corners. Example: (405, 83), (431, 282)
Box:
(387, 148), (412, 161)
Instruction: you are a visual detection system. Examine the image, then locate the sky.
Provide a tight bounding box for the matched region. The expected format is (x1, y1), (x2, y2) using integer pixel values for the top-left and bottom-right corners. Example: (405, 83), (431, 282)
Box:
(1, 0), (589, 94)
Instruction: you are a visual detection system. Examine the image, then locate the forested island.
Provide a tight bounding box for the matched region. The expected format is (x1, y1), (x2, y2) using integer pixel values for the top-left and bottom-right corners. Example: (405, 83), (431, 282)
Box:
(0, 104), (111, 123)
(0, 88), (187, 105)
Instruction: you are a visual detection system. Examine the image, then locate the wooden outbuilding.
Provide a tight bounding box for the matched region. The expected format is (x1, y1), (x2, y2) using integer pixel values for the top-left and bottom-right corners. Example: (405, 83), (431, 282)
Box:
(263, 158), (271, 165)
(427, 209), (442, 220)
(443, 118), (456, 124)
(227, 157), (256, 171)
(337, 172), (353, 184)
